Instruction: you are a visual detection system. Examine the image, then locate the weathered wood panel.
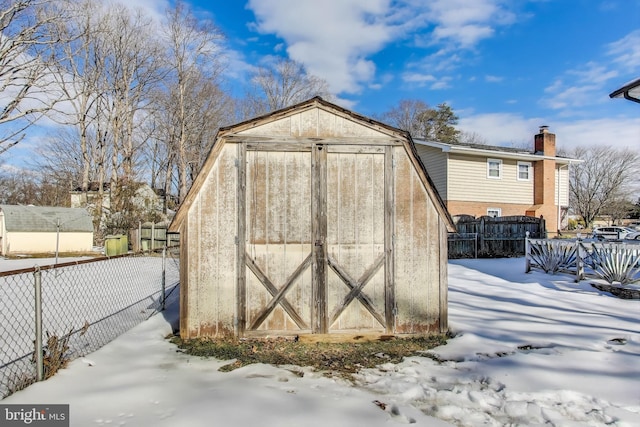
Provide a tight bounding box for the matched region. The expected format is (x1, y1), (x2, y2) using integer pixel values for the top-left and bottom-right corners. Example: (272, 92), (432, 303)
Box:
(245, 150), (313, 333)
(238, 107), (392, 139)
(326, 149), (386, 332)
(393, 147), (442, 333)
(183, 144), (238, 338)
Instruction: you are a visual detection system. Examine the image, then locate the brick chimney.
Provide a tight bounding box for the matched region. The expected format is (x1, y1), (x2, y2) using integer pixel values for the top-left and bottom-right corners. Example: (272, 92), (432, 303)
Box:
(534, 125), (556, 156)
(532, 126), (557, 233)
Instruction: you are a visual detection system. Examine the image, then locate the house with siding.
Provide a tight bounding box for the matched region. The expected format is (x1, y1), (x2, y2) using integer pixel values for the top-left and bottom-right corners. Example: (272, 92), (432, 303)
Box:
(414, 126), (579, 234)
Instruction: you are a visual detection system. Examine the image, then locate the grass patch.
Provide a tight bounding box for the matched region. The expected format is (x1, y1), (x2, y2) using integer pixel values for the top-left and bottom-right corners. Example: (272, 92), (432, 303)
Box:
(170, 334), (450, 378)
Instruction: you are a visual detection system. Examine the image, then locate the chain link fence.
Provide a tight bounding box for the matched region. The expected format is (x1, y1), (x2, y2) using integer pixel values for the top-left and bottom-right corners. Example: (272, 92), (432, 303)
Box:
(0, 247), (180, 399)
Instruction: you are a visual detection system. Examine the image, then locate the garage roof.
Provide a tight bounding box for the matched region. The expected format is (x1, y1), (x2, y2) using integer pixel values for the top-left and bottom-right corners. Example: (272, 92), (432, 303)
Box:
(0, 205), (93, 233)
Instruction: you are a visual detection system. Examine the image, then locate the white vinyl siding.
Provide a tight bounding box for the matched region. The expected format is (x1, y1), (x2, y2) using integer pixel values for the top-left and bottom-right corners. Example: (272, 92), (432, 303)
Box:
(555, 165), (569, 206)
(448, 154), (533, 204)
(414, 144), (448, 200)
(517, 161), (531, 181)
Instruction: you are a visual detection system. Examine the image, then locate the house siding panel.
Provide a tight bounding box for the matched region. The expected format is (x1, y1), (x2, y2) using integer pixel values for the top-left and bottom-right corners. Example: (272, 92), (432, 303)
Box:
(415, 144), (448, 200)
(556, 166), (569, 206)
(448, 154), (533, 204)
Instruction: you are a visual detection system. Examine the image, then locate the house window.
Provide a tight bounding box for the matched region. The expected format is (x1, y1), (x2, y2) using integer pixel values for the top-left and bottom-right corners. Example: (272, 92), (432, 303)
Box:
(487, 208), (501, 217)
(517, 161), (531, 181)
(487, 159), (502, 179)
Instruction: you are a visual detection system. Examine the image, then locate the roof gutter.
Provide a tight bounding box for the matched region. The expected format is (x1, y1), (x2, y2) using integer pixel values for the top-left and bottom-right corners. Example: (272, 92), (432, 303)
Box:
(415, 140), (581, 164)
(609, 78), (640, 104)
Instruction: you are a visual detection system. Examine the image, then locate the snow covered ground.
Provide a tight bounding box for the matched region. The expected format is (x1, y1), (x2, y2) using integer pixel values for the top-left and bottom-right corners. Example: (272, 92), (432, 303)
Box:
(4, 257), (639, 426)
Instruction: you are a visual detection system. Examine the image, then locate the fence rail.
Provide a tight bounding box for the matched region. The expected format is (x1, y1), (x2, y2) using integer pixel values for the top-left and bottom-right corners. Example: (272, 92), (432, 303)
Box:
(0, 246), (180, 399)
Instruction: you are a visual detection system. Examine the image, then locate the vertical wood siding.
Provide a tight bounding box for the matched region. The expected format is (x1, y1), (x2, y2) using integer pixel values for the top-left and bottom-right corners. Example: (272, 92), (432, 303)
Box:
(326, 148), (386, 332)
(183, 144), (238, 338)
(245, 150), (313, 333)
(178, 103), (451, 338)
(394, 147), (444, 333)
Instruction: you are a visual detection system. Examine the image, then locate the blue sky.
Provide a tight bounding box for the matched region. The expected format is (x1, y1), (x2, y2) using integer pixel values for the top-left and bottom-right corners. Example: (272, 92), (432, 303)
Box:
(177, 0), (640, 152)
(5, 0), (639, 168)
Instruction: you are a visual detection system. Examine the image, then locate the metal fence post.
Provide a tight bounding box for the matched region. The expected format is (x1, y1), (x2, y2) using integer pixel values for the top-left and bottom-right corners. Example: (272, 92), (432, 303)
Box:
(34, 267), (43, 382)
(525, 231), (531, 273)
(161, 246), (166, 311)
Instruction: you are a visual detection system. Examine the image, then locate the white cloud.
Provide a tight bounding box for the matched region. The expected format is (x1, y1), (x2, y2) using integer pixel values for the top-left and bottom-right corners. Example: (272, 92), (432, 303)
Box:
(541, 62), (620, 111)
(541, 30), (640, 113)
(485, 75), (503, 83)
(245, 0), (517, 96)
(247, 0), (399, 94)
(607, 29), (640, 70)
(459, 113), (640, 151)
(423, 0), (515, 47)
(113, 0), (170, 23)
(458, 112), (541, 147)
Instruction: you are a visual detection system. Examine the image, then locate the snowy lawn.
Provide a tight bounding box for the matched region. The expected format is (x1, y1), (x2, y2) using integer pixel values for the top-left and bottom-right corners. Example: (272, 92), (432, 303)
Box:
(4, 257), (639, 426)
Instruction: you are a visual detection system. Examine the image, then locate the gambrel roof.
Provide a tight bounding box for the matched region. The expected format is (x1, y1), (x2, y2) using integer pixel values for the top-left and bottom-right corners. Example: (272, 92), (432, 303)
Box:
(170, 97), (455, 233)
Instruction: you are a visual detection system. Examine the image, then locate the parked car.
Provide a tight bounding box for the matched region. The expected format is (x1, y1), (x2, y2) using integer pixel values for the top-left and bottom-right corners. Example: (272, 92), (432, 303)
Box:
(591, 226), (640, 240)
(627, 222), (640, 231)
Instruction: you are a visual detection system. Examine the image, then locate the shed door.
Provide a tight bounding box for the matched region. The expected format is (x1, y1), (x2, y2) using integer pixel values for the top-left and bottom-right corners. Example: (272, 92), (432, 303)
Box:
(243, 149), (314, 335)
(241, 143), (393, 335)
(325, 146), (388, 333)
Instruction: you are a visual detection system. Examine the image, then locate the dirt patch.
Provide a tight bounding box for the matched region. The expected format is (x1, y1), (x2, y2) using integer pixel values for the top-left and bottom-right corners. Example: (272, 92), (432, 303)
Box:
(170, 334), (449, 378)
(591, 283), (640, 299)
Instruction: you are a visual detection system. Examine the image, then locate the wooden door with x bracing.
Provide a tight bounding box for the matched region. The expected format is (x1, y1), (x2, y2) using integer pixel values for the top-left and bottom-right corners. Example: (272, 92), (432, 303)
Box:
(240, 142), (392, 336)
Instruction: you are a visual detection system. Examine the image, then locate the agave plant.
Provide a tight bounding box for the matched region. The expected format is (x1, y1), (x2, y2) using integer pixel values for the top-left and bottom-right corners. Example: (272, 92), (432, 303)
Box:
(529, 241), (577, 274)
(585, 244), (640, 285)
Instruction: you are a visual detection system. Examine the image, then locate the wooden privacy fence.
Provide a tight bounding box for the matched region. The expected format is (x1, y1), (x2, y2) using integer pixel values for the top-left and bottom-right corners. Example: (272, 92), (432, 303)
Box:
(448, 215), (546, 258)
(525, 236), (640, 284)
(130, 222), (179, 252)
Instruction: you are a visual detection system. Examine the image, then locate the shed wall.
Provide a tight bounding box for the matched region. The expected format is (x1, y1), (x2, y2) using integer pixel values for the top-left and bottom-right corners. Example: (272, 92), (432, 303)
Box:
(394, 147), (447, 333)
(182, 143), (239, 338)
(0, 232), (92, 255)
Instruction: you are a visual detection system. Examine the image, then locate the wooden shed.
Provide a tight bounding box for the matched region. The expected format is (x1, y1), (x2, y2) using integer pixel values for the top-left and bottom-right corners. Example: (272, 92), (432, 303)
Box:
(169, 97), (455, 339)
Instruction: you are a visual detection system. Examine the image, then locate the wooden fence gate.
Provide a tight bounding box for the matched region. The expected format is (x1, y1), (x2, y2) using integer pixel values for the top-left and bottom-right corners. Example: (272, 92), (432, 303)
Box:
(239, 142), (393, 335)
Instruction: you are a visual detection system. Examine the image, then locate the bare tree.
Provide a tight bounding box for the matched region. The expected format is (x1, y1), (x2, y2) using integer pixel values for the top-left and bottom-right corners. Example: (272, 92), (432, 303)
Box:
(379, 99), (460, 142)
(569, 146), (640, 228)
(156, 1), (229, 203)
(241, 57), (332, 118)
(101, 4), (165, 185)
(46, 0), (108, 192)
(459, 131), (488, 146)
(0, 0), (68, 156)
(379, 99), (430, 136)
